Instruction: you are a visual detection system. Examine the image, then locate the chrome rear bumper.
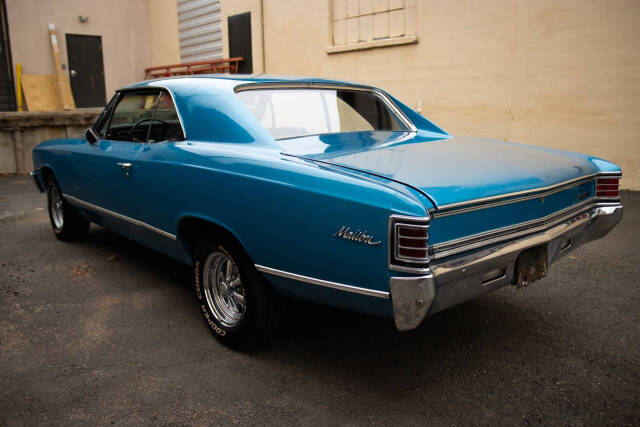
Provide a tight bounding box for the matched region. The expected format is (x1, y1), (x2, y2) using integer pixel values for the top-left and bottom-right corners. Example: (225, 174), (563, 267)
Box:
(390, 204), (623, 331)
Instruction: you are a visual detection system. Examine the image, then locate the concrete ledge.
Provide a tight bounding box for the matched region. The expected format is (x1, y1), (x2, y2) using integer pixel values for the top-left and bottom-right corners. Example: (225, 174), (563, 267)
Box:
(0, 109), (102, 173)
(326, 35), (418, 54)
(0, 109), (102, 131)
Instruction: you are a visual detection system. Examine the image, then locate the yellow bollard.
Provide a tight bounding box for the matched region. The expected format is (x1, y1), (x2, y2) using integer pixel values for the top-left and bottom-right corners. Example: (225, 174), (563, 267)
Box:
(16, 63), (22, 111)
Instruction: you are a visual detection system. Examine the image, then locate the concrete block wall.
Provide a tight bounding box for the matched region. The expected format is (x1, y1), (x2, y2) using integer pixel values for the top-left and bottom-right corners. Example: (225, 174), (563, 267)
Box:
(0, 110), (101, 173)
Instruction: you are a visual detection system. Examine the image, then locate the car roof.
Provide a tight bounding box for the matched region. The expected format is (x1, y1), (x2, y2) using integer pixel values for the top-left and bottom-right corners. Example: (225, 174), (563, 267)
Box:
(117, 75), (377, 146)
(120, 74), (373, 91)
(115, 74), (448, 144)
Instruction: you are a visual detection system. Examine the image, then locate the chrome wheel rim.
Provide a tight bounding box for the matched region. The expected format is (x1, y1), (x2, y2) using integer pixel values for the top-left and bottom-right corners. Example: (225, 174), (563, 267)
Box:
(50, 186), (64, 229)
(203, 251), (246, 328)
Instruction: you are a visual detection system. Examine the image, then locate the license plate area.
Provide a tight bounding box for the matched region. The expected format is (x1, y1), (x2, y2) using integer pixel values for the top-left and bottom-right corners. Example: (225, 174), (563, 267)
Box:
(515, 244), (548, 288)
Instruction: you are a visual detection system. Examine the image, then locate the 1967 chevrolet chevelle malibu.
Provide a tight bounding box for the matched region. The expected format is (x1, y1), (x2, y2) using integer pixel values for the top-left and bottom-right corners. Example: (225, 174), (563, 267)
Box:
(30, 75), (623, 349)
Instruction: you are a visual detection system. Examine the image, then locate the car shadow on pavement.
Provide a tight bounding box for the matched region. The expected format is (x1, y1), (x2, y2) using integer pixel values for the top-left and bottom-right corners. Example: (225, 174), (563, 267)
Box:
(265, 293), (539, 393)
(82, 224), (542, 393)
(83, 225), (193, 288)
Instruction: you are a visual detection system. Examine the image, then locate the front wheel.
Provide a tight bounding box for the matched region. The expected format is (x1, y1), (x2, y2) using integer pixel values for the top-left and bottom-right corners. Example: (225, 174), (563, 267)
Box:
(46, 177), (90, 241)
(194, 237), (281, 350)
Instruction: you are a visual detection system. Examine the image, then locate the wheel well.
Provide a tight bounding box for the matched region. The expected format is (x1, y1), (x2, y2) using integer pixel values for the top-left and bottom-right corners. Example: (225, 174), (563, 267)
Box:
(40, 166), (54, 185)
(177, 217), (248, 263)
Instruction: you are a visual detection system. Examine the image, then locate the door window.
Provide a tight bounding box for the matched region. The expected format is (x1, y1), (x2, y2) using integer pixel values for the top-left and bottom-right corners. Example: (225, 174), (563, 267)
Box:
(93, 94), (118, 138)
(106, 92), (160, 142)
(147, 92), (185, 142)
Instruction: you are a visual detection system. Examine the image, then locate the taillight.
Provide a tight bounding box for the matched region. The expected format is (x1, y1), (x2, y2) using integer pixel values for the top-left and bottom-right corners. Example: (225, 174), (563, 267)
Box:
(389, 216), (430, 270)
(596, 176), (620, 199)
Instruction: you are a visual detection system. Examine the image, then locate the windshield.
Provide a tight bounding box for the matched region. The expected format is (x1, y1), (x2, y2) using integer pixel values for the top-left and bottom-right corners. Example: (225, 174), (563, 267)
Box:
(236, 88), (409, 140)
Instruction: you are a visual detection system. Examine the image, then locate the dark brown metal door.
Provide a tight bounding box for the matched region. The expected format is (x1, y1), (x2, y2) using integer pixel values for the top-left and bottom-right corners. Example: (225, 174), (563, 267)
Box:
(66, 34), (106, 108)
(0, 0), (15, 111)
(228, 12), (252, 74)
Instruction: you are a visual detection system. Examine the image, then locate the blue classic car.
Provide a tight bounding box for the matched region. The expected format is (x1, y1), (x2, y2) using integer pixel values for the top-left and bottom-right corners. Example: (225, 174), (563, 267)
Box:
(30, 76), (623, 349)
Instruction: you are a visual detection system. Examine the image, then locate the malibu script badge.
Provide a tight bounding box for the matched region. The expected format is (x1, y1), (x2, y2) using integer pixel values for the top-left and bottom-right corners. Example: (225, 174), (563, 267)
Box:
(334, 226), (381, 246)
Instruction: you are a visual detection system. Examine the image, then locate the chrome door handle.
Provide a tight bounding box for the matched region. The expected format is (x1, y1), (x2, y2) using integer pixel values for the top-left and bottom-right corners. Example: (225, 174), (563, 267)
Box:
(116, 162), (131, 176)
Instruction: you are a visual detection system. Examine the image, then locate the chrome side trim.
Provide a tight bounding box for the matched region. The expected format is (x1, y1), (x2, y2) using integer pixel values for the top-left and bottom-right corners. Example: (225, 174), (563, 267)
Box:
(431, 176), (597, 218)
(430, 199), (612, 260)
(431, 173), (617, 215)
(64, 194), (177, 240)
(233, 82), (417, 133)
(255, 264), (390, 299)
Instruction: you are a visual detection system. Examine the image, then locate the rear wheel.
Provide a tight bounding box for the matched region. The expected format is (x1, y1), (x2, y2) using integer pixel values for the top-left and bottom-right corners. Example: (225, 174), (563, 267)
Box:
(194, 237), (280, 350)
(46, 177), (90, 241)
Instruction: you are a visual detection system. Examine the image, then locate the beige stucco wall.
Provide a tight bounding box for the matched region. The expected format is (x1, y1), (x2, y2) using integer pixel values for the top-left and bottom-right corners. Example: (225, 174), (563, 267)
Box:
(222, 0), (640, 189)
(150, 0), (181, 66)
(5, 0), (180, 100)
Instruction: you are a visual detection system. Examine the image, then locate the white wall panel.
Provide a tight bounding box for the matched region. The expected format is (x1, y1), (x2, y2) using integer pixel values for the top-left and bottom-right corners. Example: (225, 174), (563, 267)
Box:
(178, 0), (222, 62)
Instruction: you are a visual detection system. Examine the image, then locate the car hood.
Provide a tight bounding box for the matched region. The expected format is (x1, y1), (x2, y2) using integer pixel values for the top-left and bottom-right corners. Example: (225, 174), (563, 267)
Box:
(279, 131), (603, 208)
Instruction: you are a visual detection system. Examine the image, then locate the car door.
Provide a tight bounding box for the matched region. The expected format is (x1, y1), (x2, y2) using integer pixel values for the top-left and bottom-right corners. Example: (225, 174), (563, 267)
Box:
(132, 91), (187, 237)
(72, 90), (161, 229)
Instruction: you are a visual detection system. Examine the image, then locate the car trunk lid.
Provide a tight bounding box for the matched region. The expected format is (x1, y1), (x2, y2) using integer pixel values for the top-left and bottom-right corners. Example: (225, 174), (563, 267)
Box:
(280, 131), (601, 248)
(280, 131), (599, 208)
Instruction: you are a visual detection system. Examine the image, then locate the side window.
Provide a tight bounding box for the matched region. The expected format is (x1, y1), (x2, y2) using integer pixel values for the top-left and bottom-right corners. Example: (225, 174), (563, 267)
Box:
(147, 92), (185, 142)
(93, 94), (118, 139)
(106, 92), (160, 142)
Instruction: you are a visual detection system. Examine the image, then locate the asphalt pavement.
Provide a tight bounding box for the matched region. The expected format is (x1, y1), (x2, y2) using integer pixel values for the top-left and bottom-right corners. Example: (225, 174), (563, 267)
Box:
(1, 174), (638, 425)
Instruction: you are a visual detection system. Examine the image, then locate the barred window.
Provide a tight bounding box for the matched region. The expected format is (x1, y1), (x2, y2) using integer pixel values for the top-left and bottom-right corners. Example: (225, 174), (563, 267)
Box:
(329, 0), (417, 52)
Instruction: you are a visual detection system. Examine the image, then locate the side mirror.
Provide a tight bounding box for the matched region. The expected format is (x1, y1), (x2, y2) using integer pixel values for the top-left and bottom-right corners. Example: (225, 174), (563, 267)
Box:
(85, 128), (99, 144)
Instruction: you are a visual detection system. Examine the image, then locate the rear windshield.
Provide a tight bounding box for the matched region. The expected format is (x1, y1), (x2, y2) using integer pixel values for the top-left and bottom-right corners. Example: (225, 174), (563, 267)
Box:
(236, 88), (409, 140)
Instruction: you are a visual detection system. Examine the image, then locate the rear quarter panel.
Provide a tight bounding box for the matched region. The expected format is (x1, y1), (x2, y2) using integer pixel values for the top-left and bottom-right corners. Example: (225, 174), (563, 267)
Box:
(134, 141), (428, 316)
